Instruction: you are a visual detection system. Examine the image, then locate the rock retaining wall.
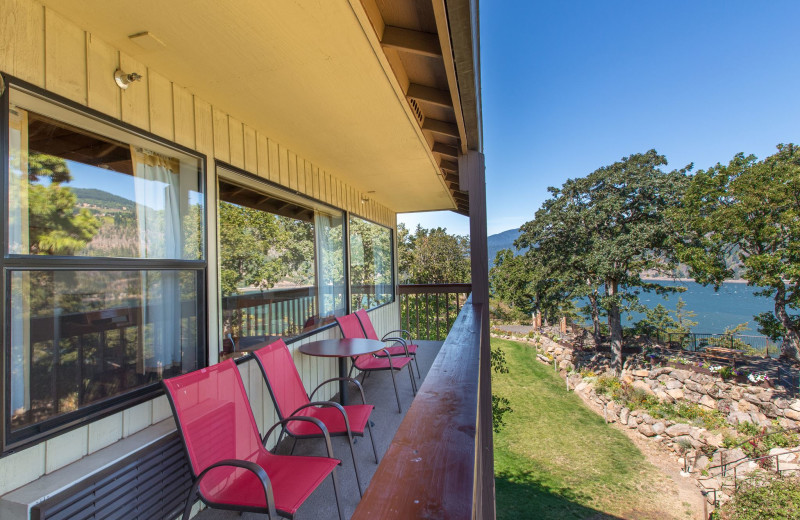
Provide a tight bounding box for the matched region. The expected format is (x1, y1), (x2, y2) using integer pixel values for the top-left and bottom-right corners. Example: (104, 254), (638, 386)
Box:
(493, 330), (800, 508)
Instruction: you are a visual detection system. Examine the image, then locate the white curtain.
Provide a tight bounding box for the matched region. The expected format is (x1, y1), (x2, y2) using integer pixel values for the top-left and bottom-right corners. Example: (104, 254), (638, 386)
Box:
(131, 146), (182, 374)
(9, 108), (30, 414)
(315, 213), (336, 318)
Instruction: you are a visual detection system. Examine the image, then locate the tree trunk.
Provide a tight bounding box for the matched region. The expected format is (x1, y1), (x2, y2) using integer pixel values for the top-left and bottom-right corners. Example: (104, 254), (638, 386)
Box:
(775, 286), (800, 362)
(606, 278), (623, 372)
(588, 289), (602, 346)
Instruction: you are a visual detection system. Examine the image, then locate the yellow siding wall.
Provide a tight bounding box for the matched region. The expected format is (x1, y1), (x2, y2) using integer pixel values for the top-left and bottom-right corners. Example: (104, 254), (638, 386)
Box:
(0, 0), (400, 496)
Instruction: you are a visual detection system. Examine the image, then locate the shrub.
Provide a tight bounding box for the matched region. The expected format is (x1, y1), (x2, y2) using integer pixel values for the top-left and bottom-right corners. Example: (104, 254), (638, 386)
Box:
(715, 477), (800, 520)
(595, 375), (622, 396)
(736, 421), (762, 438)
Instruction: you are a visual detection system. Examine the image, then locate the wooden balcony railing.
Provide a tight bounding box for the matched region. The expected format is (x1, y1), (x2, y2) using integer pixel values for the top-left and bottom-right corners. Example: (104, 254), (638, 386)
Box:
(399, 283), (472, 340)
(352, 293), (493, 519)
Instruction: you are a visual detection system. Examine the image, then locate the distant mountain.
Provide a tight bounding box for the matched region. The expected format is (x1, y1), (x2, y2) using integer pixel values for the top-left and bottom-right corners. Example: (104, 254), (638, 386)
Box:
(487, 228), (524, 266)
(72, 188), (136, 210)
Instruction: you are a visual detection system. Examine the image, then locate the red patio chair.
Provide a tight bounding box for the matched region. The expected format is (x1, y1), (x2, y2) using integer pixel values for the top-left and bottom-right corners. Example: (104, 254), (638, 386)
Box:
(355, 308), (421, 378)
(162, 359), (344, 520)
(253, 339), (378, 496)
(335, 313), (417, 413)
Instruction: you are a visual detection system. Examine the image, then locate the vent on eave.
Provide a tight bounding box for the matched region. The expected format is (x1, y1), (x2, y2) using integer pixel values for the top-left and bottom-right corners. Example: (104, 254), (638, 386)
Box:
(408, 98), (424, 125)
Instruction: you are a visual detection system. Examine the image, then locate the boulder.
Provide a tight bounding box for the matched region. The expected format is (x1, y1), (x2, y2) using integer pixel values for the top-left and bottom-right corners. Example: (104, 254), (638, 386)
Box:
(683, 390), (702, 403)
(769, 447), (797, 463)
(575, 382), (589, 393)
(703, 432), (724, 448)
(670, 370), (691, 382)
(743, 393), (762, 405)
(666, 379), (683, 390)
(684, 380), (706, 394)
(756, 390), (774, 402)
(717, 398), (734, 414)
(736, 399), (756, 413)
(785, 408), (800, 421)
(633, 380), (655, 395)
(665, 423), (692, 437)
(694, 455), (710, 472)
(654, 389), (674, 403)
(633, 369), (650, 377)
(790, 400), (800, 413)
(657, 374), (671, 383)
(699, 395), (717, 410)
(642, 413), (654, 425)
(619, 407), (630, 425)
(638, 423), (656, 437)
(688, 427), (704, 441)
(673, 435), (703, 449)
(749, 411), (770, 427)
(728, 386), (744, 400)
(666, 388), (685, 400)
(760, 402), (781, 418)
(727, 411), (753, 425)
(652, 367), (673, 377)
(652, 422), (666, 435)
(774, 398), (790, 410)
(690, 372), (714, 385)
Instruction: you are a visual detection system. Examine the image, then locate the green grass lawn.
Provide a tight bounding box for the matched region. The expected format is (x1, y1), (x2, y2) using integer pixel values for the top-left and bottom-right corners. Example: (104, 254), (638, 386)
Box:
(493, 337), (675, 519)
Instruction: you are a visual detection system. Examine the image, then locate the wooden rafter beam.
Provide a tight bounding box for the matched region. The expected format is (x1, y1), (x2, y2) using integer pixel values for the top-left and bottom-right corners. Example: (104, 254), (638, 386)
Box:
(433, 142), (459, 159)
(407, 83), (452, 109)
(440, 160), (459, 172)
(381, 26), (442, 58)
(422, 118), (459, 138)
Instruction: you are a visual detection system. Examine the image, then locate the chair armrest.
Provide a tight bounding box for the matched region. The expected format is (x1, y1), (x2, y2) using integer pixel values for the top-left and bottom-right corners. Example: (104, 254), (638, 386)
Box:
(289, 401), (352, 434)
(195, 459), (277, 519)
(382, 329), (413, 341)
(263, 416), (338, 460)
(383, 337), (409, 356)
(310, 377), (368, 404)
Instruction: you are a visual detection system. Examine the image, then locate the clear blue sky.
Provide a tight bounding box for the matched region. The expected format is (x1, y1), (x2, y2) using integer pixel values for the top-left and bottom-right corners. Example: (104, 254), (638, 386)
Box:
(400, 1), (800, 237)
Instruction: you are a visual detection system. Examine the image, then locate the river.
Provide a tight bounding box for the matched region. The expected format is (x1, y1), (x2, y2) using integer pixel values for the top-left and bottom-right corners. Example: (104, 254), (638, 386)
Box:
(595, 280), (775, 334)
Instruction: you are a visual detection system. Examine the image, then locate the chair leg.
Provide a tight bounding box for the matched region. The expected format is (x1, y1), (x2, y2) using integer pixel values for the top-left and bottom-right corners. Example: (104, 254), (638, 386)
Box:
(407, 365), (417, 395)
(330, 467), (345, 520)
(389, 368), (402, 413)
(181, 484), (199, 520)
(346, 428), (364, 497)
(413, 354), (421, 378)
(366, 416), (379, 463)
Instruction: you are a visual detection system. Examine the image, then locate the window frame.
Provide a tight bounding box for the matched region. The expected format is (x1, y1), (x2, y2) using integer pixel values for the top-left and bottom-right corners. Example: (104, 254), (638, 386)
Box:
(347, 213), (396, 312)
(0, 75), (209, 454)
(215, 162), (349, 345)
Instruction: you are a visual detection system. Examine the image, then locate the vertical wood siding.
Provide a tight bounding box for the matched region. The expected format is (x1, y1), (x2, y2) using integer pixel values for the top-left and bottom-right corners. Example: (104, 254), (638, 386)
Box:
(0, 0), (399, 493)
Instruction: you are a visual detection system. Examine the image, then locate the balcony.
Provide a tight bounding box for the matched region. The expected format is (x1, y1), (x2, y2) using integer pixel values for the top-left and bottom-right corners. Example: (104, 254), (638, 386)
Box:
(197, 284), (492, 520)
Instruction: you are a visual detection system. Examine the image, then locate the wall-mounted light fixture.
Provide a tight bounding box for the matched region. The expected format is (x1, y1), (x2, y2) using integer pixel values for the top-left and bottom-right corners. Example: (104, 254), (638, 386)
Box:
(114, 69), (142, 89)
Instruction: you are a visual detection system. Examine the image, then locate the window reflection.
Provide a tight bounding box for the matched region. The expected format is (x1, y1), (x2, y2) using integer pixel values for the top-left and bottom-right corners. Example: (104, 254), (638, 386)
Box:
(7, 107), (204, 259)
(218, 178), (345, 354)
(349, 216), (394, 310)
(9, 270), (201, 431)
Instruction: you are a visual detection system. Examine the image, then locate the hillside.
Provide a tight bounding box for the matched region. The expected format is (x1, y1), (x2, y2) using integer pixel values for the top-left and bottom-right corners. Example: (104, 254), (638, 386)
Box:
(72, 188), (136, 210)
(487, 228), (523, 265)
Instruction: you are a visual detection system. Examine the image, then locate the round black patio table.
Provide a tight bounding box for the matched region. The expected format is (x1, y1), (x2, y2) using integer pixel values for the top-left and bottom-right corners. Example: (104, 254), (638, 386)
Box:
(298, 338), (385, 405)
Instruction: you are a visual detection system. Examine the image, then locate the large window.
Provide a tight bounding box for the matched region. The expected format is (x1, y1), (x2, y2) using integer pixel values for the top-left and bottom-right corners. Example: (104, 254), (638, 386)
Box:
(218, 169), (345, 356)
(4, 87), (206, 448)
(349, 216), (394, 310)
